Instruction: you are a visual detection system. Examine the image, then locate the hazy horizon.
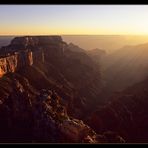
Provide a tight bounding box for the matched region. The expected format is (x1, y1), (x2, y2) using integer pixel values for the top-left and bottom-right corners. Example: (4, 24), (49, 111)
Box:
(1, 35), (148, 52)
(62, 35), (148, 51)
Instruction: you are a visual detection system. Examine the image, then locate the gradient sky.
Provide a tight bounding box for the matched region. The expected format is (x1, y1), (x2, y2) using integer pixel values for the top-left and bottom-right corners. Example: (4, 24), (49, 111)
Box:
(1, 5), (148, 35)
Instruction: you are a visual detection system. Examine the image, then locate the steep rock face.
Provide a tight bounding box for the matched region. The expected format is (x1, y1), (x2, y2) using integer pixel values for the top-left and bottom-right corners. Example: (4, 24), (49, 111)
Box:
(0, 36), (128, 143)
(0, 36), (102, 119)
(0, 36), (65, 58)
(0, 36), (65, 78)
(0, 51), (33, 77)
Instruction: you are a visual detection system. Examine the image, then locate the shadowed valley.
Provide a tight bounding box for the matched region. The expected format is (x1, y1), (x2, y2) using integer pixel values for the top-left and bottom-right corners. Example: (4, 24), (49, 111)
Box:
(0, 35), (148, 143)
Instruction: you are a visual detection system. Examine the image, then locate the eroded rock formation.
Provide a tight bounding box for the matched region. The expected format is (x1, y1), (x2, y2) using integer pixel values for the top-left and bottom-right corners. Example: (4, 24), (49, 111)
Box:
(0, 36), (106, 143)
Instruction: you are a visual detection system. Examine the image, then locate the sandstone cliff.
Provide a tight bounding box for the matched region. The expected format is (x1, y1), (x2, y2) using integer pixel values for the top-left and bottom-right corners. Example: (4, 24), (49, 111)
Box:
(0, 36), (106, 143)
(0, 36), (65, 77)
(0, 51), (33, 77)
(0, 36), (103, 119)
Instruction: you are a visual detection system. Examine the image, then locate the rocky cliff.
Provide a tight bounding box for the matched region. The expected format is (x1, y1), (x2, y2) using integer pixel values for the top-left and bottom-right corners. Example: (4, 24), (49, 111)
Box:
(0, 36), (103, 119)
(0, 36), (108, 143)
(0, 51), (33, 77)
(0, 36), (66, 77)
(0, 73), (102, 143)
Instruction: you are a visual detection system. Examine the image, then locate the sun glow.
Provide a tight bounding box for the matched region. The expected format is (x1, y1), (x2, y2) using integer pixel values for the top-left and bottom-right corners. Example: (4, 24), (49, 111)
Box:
(1, 5), (148, 35)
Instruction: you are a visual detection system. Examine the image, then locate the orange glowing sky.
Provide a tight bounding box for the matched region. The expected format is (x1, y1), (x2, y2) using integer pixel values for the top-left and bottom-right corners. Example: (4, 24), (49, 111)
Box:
(1, 5), (148, 35)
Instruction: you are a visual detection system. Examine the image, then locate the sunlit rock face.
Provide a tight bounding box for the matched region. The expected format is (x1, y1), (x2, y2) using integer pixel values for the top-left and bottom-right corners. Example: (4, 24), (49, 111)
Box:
(0, 36), (66, 77)
(0, 51), (33, 77)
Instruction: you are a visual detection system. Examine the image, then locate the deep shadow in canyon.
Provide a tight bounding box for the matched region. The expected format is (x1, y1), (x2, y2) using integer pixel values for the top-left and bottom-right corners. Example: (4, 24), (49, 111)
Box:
(0, 36), (148, 143)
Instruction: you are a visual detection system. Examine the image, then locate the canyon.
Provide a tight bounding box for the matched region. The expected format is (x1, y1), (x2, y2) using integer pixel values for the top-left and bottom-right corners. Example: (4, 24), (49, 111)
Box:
(0, 36), (114, 143)
(1, 35), (148, 143)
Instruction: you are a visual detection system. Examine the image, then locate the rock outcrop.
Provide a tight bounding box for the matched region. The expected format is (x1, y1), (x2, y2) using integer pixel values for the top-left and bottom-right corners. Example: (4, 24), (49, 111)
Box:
(0, 36), (103, 119)
(0, 36), (105, 143)
(0, 51), (33, 77)
(0, 73), (102, 143)
(0, 36), (66, 77)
